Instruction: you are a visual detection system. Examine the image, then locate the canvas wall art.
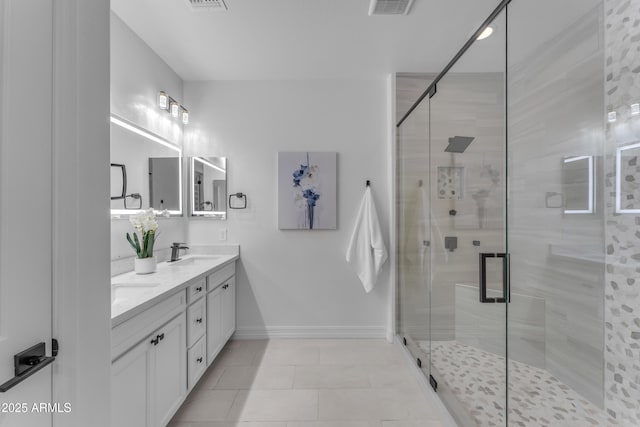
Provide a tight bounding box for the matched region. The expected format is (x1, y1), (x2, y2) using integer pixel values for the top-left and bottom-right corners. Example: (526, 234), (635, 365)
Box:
(278, 152), (337, 230)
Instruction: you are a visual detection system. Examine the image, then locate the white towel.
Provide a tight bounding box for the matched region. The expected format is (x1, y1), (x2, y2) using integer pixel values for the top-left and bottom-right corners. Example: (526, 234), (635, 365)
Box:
(346, 187), (388, 293)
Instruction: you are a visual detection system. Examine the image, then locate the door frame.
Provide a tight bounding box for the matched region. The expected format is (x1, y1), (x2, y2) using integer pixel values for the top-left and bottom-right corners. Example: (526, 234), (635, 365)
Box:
(51, 1), (111, 427)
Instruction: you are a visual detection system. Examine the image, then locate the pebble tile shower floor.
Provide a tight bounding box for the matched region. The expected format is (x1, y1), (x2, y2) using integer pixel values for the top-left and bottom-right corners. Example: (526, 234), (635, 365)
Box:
(422, 341), (617, 427)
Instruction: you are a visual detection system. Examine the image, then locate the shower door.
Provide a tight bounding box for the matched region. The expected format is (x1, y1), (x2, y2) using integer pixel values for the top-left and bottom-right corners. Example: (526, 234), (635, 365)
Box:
(397, 93), (431, 380)
(428, 8), (508, 426)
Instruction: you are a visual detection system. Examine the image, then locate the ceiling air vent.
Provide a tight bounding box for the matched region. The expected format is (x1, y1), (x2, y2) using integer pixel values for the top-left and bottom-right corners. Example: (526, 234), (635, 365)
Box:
(369, 0), (414, 15)
(185, 0), (228, 11)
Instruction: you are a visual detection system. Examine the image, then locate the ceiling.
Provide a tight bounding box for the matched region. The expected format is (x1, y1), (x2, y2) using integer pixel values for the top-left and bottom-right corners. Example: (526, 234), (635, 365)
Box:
(110, 0), (501, 80)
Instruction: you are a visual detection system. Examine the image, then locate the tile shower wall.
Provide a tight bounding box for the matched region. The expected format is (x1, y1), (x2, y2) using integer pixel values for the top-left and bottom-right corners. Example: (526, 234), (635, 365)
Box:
(604, 0), (640, 424)
(507, 1), (606, 406)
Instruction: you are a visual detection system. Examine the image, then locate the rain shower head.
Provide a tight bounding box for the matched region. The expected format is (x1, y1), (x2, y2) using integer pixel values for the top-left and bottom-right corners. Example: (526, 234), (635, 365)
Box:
(445, 136), (475, 153)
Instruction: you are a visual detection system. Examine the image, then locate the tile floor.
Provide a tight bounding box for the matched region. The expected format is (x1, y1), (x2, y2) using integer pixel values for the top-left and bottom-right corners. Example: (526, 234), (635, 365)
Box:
(169, 339), (447, 427)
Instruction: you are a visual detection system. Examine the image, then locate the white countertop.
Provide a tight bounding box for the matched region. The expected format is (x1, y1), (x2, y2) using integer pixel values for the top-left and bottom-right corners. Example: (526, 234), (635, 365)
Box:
(111, 253), (239, 326)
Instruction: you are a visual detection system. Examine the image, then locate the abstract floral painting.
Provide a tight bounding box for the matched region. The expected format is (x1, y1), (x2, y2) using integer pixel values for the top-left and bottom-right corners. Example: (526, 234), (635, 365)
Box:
(278, 152), (337, 230)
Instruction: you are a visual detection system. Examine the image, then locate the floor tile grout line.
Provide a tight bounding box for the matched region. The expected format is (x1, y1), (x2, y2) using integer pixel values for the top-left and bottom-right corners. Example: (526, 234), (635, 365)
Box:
(223, 389), (241, 422)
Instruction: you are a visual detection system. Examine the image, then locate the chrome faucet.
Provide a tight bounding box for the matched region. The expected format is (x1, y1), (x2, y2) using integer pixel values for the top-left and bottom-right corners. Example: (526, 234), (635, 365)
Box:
(170, 242), (189, 262)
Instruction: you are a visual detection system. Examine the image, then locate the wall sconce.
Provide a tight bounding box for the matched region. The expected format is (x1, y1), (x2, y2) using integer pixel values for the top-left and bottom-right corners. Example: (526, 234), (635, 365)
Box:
(158, 91), (190, 125)
(170, 101), (179, 118)
(180, 106), (189, 125)
(631, 103), (639, 116)
(608, 111), (617, 123)
(158, 91), (169, 110)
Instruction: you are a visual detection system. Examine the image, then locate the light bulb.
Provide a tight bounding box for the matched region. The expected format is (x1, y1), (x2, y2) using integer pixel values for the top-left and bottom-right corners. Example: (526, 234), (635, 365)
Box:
(171, 102), (179, 118)
(158, 91), (168, 110)
(477, 27), (493, 40)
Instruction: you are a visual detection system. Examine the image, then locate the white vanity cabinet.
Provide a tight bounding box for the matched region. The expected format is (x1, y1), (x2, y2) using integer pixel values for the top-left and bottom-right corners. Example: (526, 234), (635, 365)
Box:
(111, 256), (238, 427)
(206, 266), (236, 365)
(112, 312), (186, 427)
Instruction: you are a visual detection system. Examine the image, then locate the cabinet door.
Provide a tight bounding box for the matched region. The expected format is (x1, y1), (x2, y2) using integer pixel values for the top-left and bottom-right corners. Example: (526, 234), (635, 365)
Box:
(112, 338), (152, 427)
(150, 313), (186, 427)
(222, 277), (236, 341)
(206, 286), (224, 365)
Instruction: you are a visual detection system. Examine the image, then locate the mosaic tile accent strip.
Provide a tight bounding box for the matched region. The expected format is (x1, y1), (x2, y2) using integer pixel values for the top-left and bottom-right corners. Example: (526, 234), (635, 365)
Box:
(421, 341), (617, 427)
(604, 0), (640, 424)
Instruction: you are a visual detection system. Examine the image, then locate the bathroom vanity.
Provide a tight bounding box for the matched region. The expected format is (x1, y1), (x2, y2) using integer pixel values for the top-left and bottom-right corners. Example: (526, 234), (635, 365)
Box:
(110, 252), (238, 427)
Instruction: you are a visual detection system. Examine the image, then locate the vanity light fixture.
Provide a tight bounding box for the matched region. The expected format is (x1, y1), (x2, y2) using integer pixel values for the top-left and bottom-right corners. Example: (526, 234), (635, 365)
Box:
(608, 111), (617, 123)
(157, 91), (190, 125)
(477, 26), (493, 40)
(631, 103), (640, 116)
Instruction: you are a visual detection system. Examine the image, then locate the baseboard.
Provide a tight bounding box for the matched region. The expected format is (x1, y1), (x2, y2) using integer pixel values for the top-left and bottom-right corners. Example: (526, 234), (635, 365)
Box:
(232, 325), (387, 340)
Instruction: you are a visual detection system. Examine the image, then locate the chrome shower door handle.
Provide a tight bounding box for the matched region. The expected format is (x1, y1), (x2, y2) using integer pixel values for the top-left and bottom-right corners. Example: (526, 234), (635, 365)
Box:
(479, 252), (508, 303)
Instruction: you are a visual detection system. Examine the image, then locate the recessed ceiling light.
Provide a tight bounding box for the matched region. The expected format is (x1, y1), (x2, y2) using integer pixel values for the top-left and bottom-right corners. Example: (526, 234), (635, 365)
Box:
(477, 27), (493, 40)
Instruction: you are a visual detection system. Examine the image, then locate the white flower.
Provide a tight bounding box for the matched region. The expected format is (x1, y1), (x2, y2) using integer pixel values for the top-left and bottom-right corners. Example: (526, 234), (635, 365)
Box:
(130, 208), (158, 233)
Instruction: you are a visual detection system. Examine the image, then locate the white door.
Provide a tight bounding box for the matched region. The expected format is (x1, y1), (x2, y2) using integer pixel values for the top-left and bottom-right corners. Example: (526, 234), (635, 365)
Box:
(0, 1), (55, 426)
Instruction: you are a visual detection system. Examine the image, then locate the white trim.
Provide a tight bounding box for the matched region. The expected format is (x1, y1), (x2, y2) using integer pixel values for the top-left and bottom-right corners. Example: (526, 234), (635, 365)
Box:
(232, 325), (387, 340)
(394, 337), (458, 427)
(52, 1), (111, 427)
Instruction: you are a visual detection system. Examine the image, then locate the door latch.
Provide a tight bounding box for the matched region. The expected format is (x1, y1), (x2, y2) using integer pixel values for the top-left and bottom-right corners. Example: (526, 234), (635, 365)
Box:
(0, 342), (56, 392)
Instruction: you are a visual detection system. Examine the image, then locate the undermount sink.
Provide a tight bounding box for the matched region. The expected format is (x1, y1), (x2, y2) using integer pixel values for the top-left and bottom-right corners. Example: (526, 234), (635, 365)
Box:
(111, 282), (160, 304)
(168, 255), (220, 266)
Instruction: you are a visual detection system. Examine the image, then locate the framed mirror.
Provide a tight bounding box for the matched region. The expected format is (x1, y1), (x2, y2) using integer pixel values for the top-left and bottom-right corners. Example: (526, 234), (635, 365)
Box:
(616, 142), (640, 213)
(110, 115), (182, 216)
(563, 155), (594, 214)
(190, 157), (227, 219)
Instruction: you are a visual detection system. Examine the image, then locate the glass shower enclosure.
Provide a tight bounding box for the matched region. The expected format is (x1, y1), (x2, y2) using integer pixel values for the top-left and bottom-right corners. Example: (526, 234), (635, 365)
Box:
(397, 0), (638, 425)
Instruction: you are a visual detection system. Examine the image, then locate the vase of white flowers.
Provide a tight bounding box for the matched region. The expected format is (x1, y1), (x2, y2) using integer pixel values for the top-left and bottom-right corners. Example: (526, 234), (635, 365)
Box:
(127, 208), (159, 274)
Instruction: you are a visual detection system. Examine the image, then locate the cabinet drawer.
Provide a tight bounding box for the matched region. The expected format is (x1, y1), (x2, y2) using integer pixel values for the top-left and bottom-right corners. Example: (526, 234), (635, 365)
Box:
(206, 263), (235, 292)
(187, 278), (206, 304)
(187, 336), (207, 390)
(112, 291), (185, 361)
(187, 298), (206, 347)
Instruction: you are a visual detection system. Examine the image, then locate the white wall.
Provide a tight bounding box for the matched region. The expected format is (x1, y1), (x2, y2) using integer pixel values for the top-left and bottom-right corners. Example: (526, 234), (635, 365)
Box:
(184, 80), (392, 338)
(110, 12), (186, 261)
